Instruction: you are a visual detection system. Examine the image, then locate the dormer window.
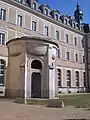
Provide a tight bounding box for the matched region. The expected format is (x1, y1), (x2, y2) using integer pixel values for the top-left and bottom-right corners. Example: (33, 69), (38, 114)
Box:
(65, 19), (68, 25)
(44, 8), (48, 16)
(18, 0), (23, 3)
(80, 26), (83, 31)
(50, 9), (60, 20)
(55, 14), (58, 20)
(73, 23), (76, 28)
(33, 2), (36, 10)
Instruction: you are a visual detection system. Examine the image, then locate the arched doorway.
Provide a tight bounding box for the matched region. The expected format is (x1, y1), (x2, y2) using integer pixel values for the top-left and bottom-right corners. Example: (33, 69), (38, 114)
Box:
(31, 60), (42, 98)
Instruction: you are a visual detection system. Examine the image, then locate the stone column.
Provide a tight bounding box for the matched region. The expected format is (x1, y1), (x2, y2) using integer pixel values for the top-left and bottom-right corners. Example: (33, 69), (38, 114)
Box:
(48, 45), (55, 99)
(26, 67), (32, 98)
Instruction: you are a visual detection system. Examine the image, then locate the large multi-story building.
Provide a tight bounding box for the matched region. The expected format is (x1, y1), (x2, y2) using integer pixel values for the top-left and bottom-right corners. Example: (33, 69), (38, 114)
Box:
(0, 0), (89, 99)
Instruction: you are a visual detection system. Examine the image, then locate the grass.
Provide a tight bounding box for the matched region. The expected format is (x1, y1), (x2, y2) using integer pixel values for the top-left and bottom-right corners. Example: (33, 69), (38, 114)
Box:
(58, 93), (90, 108)
(27, 93), (90, 108)
(27, 99), (48, 105)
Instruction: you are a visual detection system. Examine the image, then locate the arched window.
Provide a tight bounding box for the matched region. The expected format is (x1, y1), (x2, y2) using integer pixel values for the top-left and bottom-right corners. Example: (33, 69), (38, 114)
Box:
(75, 71), (79, 87)
(83, 72), (86, 87)
(31, 60), (42, 69)
(0, 59), (5, 84)
(66, 70), (71, 87)
(57, 69), (61, 87)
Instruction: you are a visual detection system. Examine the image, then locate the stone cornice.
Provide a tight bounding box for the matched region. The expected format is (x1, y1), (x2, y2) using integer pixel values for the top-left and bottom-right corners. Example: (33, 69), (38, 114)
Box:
(6, 36), (59, 47)
(1, 0), (86, 36)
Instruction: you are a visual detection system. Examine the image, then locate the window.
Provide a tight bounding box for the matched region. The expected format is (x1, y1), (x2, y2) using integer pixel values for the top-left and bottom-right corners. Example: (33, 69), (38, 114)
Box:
(31, 60), (42, 69)
(83, 55), (85, 63)
(0, 60), (5, 84)
(33, 2), (36, 10)
(81, 26), (83, 31)
(45, 8), (48, 16)
(65, 34), (69, 43)
(0, 33), (5, 45)
(18, 0), (23, 3)
(56, 31), (59, 40)
(66, 70), (71, 87)
(57, 69), (61, 87)
(81, 40), (84, 48)
(75, 71), (79, 87)
(45, 26), (48, 36)
(65, 19), (67, 25)
(0, 9), (6, 20)
(66, 52), (69, 60)
(55, 14), (58, 20)
(52, 47), (60, 59)
(73, 23), (76, 28)
(32, 21), (36, 31)
(83, 72), (86, 87)
(17, 15), (22, 26)
(75, 54), (78, 62)
(56, 49), (60, 58)
(74, 37), (77, 45)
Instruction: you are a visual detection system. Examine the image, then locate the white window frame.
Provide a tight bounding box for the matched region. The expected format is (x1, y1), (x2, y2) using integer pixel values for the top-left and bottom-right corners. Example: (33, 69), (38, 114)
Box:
(0, 8), (6, 20)
(75, 53), (78, 62)
(0, 59), (6, 85)
(57, 69), (61, 87)
(74, 51), (78, 63)
(56, 30), (59, 40)
(66, 70), (71, 87)
(45, 26), (49, 36)
(55, 14), (58, 20)
(32, 21), (36, 31)
(75, 71), (79, 87)
(17, 14), (23, 26)
(44, 8), (48, 16)
(73, 35), (78, 46)
(64, 18), (68, 25)
(83, 55), (85, 63)
(17, 0), (23, 3)
(73, 22), (76, 28)
(0, 30), (6, 45)
(65, 49), (71, 61)
(74, 37), (77, 46)
(16, 10), (25, 27)
(65, 34), (69, 43)
(32, 2), (37, 10)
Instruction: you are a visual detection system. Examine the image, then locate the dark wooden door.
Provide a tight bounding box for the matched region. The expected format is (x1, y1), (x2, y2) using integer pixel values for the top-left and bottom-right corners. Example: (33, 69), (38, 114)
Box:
(31, 73), (41, 98)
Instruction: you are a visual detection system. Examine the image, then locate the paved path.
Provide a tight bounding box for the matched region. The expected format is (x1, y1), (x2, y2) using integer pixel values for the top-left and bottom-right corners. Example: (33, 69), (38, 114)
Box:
(0, 99), (90, 120)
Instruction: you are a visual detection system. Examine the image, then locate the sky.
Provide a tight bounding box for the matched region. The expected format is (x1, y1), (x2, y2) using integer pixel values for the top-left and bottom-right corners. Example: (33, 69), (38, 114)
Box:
(39, 0), (90, 24)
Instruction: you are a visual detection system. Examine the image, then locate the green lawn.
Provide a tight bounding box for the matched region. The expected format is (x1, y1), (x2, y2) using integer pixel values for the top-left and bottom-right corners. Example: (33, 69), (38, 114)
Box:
(58, 94), (90, 108)
(27, 94), (90, 108)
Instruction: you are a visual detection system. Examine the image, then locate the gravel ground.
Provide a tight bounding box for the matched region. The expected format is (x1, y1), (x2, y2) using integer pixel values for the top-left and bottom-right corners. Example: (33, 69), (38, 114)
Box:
(0, 99), (90, 120)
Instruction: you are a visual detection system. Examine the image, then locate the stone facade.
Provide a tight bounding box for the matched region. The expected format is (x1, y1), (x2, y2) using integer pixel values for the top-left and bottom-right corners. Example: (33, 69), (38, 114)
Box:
(6, 37), (58, 99)
(0, 0), (89, 98)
